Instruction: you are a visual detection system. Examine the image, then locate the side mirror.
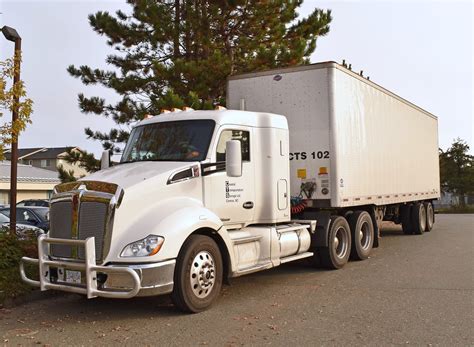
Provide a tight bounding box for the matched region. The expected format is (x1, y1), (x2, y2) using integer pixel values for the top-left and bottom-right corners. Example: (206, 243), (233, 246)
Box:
(101, 150), (110, 170)
(225, 140), (242, 177)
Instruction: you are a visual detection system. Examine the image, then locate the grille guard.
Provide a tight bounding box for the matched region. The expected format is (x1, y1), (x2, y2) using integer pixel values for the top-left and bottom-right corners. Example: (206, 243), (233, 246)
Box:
(20, 234), (140, 299)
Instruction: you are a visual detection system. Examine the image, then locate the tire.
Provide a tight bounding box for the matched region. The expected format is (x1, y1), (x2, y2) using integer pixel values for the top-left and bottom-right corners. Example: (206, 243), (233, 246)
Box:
(171, 235), (223, 313)
(424, 202), (434, 232)
(411, 202), (426, 235)
(318, 216), (351, 269)
(348, 211), (374, 260)
(400, 204), (413, 235)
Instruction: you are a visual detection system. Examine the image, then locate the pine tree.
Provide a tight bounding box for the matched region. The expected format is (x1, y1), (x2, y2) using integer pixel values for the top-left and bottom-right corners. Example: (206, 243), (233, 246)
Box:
(68, 0), (332, 155)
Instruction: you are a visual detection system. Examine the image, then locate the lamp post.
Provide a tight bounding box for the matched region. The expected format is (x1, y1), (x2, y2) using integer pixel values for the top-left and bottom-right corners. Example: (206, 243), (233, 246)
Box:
(2, 26), (21, 233)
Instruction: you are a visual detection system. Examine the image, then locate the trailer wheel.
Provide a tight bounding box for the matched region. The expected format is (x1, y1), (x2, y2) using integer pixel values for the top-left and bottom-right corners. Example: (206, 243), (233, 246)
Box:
(424, 202), (434, 232)
(400, 204), (413, 235)
(171, 235), (223, 313)
(319, 216), (351, 269)
(411, 202), (426, 235)
(349, 211), (374, 260)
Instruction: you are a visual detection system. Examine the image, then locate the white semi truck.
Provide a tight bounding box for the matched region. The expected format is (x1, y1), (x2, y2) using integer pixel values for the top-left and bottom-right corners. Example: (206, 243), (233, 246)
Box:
(21, 62), (440, 312)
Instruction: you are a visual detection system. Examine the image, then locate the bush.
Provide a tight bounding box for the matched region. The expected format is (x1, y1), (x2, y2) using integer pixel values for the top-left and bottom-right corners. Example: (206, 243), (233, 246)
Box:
(435, 205), (474, 214)
(0, 231), (38, 305)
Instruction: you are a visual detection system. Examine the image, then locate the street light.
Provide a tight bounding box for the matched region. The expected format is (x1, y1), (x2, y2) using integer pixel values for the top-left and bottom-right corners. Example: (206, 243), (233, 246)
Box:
(2, 25), (22, 233)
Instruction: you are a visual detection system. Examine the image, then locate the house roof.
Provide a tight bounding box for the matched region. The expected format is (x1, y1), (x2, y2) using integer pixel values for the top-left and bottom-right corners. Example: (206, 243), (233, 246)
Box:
(4, 147), (77, 160)
(0, 161), (61, 183)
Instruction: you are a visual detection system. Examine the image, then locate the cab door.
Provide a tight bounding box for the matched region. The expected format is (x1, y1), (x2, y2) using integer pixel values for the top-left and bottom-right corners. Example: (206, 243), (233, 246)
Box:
(204, 126), (255, 227)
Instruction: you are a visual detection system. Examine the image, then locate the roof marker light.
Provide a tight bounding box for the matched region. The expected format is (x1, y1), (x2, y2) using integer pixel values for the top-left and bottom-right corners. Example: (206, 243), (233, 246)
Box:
(171, 108), (182, 113)
(145, 114), (154, 119)
(215, 106), (227, 111)
(160, 109), (171, 114)
(183, 107), (194, 111)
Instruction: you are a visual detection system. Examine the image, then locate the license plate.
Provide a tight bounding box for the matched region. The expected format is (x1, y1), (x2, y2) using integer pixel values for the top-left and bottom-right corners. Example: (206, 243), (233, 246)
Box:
(65, 270), (81, 284)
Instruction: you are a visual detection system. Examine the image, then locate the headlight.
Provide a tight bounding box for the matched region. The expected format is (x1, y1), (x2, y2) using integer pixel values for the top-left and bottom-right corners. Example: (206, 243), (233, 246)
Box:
(120, 235), (164, 257)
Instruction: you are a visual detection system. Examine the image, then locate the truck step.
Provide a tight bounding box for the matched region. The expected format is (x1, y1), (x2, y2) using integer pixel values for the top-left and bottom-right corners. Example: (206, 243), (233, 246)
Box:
(280, 252), (314, 264)
(231, 235), (262, 245)
(234, 262), (273, 276)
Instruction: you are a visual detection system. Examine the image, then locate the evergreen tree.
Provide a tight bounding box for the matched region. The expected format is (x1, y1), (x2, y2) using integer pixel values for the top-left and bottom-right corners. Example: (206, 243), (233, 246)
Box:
(68, 0), (332, 156)
(439, 138), (474, 206)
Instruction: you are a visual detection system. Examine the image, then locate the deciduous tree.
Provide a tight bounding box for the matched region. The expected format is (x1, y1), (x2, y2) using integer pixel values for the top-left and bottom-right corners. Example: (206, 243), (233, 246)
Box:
(439, 138), (474, 206)
(0, 53), (33, 159)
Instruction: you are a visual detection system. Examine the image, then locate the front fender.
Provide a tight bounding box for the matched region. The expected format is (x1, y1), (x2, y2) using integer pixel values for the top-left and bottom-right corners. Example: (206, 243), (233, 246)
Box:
(149, 205), (225, 260)
(105, 198), (235, 267)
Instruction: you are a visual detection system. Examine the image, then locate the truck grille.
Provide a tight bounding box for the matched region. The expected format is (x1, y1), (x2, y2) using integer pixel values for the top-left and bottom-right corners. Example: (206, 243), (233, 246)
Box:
(78, 202), (108, 260)
(49, 201), (73, 258)
(49, 200), (110, 261)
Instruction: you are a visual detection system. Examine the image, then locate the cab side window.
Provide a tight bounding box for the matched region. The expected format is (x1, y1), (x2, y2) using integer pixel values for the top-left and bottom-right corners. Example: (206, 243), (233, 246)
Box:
(216, 130), (250, 162)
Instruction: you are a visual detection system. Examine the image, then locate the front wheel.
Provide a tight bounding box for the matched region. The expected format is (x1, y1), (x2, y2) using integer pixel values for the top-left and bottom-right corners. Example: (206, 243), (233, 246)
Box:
(171, 235), (223, 313)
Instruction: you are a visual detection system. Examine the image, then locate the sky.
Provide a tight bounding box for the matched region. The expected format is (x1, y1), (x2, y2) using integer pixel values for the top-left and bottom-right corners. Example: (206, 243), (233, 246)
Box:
(0, 0), (473, 157)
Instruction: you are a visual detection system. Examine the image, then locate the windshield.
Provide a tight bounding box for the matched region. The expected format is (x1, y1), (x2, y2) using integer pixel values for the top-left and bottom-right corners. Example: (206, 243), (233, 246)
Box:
(32, 208), (49, 221)
(121, 120), (215, 163)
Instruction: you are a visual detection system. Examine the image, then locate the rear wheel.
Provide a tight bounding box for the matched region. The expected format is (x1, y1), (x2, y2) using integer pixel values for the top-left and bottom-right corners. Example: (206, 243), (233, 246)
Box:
(171, 235), (223, 313)
(318, 216), (351, 269)
(411, 202), (426, 235)
(400, 204), (413, 235)
(349, 211), (374, 260)
(424, 202), (434, 232)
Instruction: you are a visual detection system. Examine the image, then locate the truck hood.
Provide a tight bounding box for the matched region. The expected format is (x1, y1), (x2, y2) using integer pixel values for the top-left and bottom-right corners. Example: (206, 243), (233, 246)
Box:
(84, 161), (195, 189)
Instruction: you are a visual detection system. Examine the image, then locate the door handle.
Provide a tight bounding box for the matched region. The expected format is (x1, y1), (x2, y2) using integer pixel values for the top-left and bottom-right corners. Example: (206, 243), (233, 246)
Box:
(243, 201), (254, 209)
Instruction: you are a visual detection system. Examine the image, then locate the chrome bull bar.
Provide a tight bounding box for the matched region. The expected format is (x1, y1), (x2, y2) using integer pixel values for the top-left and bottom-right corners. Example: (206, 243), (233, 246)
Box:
(20, 234), (140, 299)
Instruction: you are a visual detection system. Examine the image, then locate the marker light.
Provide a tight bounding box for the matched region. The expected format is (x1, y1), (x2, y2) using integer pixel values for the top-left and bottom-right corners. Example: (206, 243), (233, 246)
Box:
(171, 108), (182, 112)
(215, 106), (227, 110)
(319, 167), (328, 175)
(183, 107), (194, 111)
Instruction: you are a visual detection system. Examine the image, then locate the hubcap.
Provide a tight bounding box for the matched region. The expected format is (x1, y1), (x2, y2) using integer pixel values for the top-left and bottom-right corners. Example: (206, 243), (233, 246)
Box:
(190, 251), (216, 299)
(334, 226), (348, 258)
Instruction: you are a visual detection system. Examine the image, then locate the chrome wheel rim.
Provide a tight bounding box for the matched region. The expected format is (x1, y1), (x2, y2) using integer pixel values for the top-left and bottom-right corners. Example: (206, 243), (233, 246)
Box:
(420, 205), (427, 231)
(190, 251), (216, 299)
(334, 226), (349, 258)
(427, 204), (434, 226)
(359, 221), (371, 250)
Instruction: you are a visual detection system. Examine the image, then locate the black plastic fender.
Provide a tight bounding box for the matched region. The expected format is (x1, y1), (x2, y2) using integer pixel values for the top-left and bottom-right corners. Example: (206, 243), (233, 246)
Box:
(302, 210), (332, 248)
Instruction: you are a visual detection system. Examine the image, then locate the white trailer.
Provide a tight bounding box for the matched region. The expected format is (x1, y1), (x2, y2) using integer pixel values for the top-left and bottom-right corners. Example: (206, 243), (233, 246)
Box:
(227, 62), (440, 208)
(21, 62), (440, 312)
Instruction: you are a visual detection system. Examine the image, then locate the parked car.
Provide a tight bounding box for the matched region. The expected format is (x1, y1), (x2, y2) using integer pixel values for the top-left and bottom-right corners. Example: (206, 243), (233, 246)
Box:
(0, 206), (49, 232)
(17, 199), (50, 207)
(0, 212), (44, 239)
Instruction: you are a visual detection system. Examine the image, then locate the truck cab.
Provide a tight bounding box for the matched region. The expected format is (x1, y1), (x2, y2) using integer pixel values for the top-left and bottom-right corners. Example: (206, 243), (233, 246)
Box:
(21, 109), (315, 312)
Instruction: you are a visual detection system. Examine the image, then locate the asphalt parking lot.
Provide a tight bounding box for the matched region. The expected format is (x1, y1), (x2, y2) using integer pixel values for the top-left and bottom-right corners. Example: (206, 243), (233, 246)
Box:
(1, 214), (473, 346)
